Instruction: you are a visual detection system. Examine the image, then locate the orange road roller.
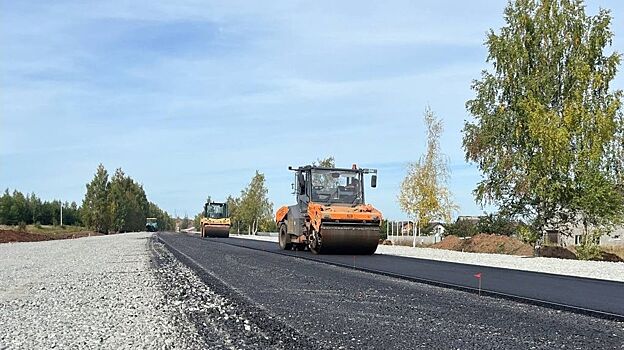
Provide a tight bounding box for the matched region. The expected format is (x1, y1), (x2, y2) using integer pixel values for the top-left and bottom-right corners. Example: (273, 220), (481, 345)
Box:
(275, 164), (382, 254)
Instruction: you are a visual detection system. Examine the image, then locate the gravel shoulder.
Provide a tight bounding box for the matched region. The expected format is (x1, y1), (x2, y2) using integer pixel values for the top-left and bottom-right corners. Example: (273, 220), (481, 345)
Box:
(0, 232), (207, 349)
(0, 232), (325, 349)
(231, 234), (624, 282)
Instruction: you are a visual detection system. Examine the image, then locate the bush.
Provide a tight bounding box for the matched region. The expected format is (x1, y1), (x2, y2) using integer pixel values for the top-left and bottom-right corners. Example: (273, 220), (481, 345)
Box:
(477, 214), (518, 236)
(259, 219), (277, 233)
(34, 222), (42, 229)
(518, 225), (539, 245)
(445, 220), (478, 237)
(17, 221), (27, 232)
(576, 233), (602, 261)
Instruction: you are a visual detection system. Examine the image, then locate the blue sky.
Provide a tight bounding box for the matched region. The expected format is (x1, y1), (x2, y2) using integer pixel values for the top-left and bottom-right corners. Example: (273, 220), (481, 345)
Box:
(1, 1), (623, 220)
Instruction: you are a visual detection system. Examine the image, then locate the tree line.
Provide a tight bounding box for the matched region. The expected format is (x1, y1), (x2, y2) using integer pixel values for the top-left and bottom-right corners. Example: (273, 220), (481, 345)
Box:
(82, 164), (175, 233)
(0, 190), (81, 226)
(1, 164), (175, 234)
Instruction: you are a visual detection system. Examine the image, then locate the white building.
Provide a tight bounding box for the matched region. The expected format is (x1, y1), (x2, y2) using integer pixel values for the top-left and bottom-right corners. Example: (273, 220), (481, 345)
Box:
(544, 226), (624, 247)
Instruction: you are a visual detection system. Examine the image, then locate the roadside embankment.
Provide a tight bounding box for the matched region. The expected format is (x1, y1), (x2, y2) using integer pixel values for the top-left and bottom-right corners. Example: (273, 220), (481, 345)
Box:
(0, 225), (99, 244)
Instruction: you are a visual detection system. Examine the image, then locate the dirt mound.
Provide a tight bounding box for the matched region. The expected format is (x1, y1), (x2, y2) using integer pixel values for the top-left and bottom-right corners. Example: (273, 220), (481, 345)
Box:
(600, 251), (624, 263)
(432, 235), (468, 250)
(0, 230), (51, 243)
(539, 246), (577, 260)
(0, 229), (99, 244)
(432, 234), (534, 256)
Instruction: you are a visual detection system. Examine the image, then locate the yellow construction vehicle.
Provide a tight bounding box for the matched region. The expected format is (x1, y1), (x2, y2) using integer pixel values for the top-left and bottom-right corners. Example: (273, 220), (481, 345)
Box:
(200, 201), (230, 238)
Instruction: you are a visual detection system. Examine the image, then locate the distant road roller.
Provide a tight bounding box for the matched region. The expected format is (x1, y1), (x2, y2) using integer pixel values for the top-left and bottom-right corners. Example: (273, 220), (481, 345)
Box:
(275, 164), (382, 254)
(200, 201), (230, 238)
(145, 217), (158, 232)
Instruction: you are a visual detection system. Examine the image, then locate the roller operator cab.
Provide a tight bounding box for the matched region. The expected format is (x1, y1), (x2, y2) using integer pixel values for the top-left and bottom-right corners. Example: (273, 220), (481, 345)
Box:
(200, 201), (231, 238)
(275, 164), (382, 254)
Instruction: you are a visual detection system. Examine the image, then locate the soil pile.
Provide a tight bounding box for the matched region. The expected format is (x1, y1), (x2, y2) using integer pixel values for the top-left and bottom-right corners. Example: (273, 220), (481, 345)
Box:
(0, 230), (50, 243)
(539, 246), (577, 260)
(0, 229), (99, 244)
(599, 251), (624, 262)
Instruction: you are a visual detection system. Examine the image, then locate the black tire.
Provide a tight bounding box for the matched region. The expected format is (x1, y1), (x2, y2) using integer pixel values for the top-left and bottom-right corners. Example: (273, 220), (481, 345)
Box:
(279, 223), (293, 250)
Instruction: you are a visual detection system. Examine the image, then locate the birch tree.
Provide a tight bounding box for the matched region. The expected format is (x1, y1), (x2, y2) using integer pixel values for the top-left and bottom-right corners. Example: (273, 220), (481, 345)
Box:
(399, 107), (457, 229)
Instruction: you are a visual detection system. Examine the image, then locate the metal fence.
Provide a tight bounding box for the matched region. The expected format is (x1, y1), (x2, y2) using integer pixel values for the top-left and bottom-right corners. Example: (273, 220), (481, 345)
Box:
(386, 220), (443, 246)
(387, 220), (417, 237)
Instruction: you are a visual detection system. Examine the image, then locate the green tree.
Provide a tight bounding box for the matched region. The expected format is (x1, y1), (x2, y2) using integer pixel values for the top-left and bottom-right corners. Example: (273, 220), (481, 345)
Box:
(193, 212), (203, 231)
(236, 171), (274, 234)
(82, 164), (111, 233)
(109, 169), (149, 232)
(313, 156), (335, 167)
(27, 193), (43, 224)
(445, 220), (479, 238)
(226, 195), (241, 233)
(399, 107), (457, 230)
(0, 189), (13, 225)
(477, 213), (519, 236)
(62, 201), (81, 226)
(181, 214), (190, 230)
(40, 200), (57, 225)
(463, 0), (624, 239)
(109, 168), (128, 232)
(10, 190), (30, 226)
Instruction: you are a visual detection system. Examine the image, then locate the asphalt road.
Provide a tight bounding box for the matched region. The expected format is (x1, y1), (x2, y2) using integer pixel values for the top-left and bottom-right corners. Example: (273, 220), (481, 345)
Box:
(158, 232), (624, 349)
(208, 236), (624, 318)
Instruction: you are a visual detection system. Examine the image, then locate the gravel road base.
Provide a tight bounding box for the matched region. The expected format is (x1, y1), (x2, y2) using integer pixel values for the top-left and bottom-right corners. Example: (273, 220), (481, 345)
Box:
(0, 232), (207, 349)
(150, 236), (323, 350)
(0, 232), (328, 350)
(231, 234), (624, 282)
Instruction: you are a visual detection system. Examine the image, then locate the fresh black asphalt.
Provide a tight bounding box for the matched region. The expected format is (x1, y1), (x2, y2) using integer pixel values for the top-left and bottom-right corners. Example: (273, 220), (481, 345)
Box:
(213, 236), (624, 318)
(157, 232), (624, 349)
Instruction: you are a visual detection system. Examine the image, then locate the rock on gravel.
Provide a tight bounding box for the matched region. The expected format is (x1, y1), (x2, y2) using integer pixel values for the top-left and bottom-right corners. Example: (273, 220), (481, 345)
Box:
(0, 232), (206, 349)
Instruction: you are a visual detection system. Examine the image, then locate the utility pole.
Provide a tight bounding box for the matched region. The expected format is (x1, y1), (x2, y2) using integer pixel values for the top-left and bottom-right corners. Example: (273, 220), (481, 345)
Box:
(60, 202), (63, 226)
